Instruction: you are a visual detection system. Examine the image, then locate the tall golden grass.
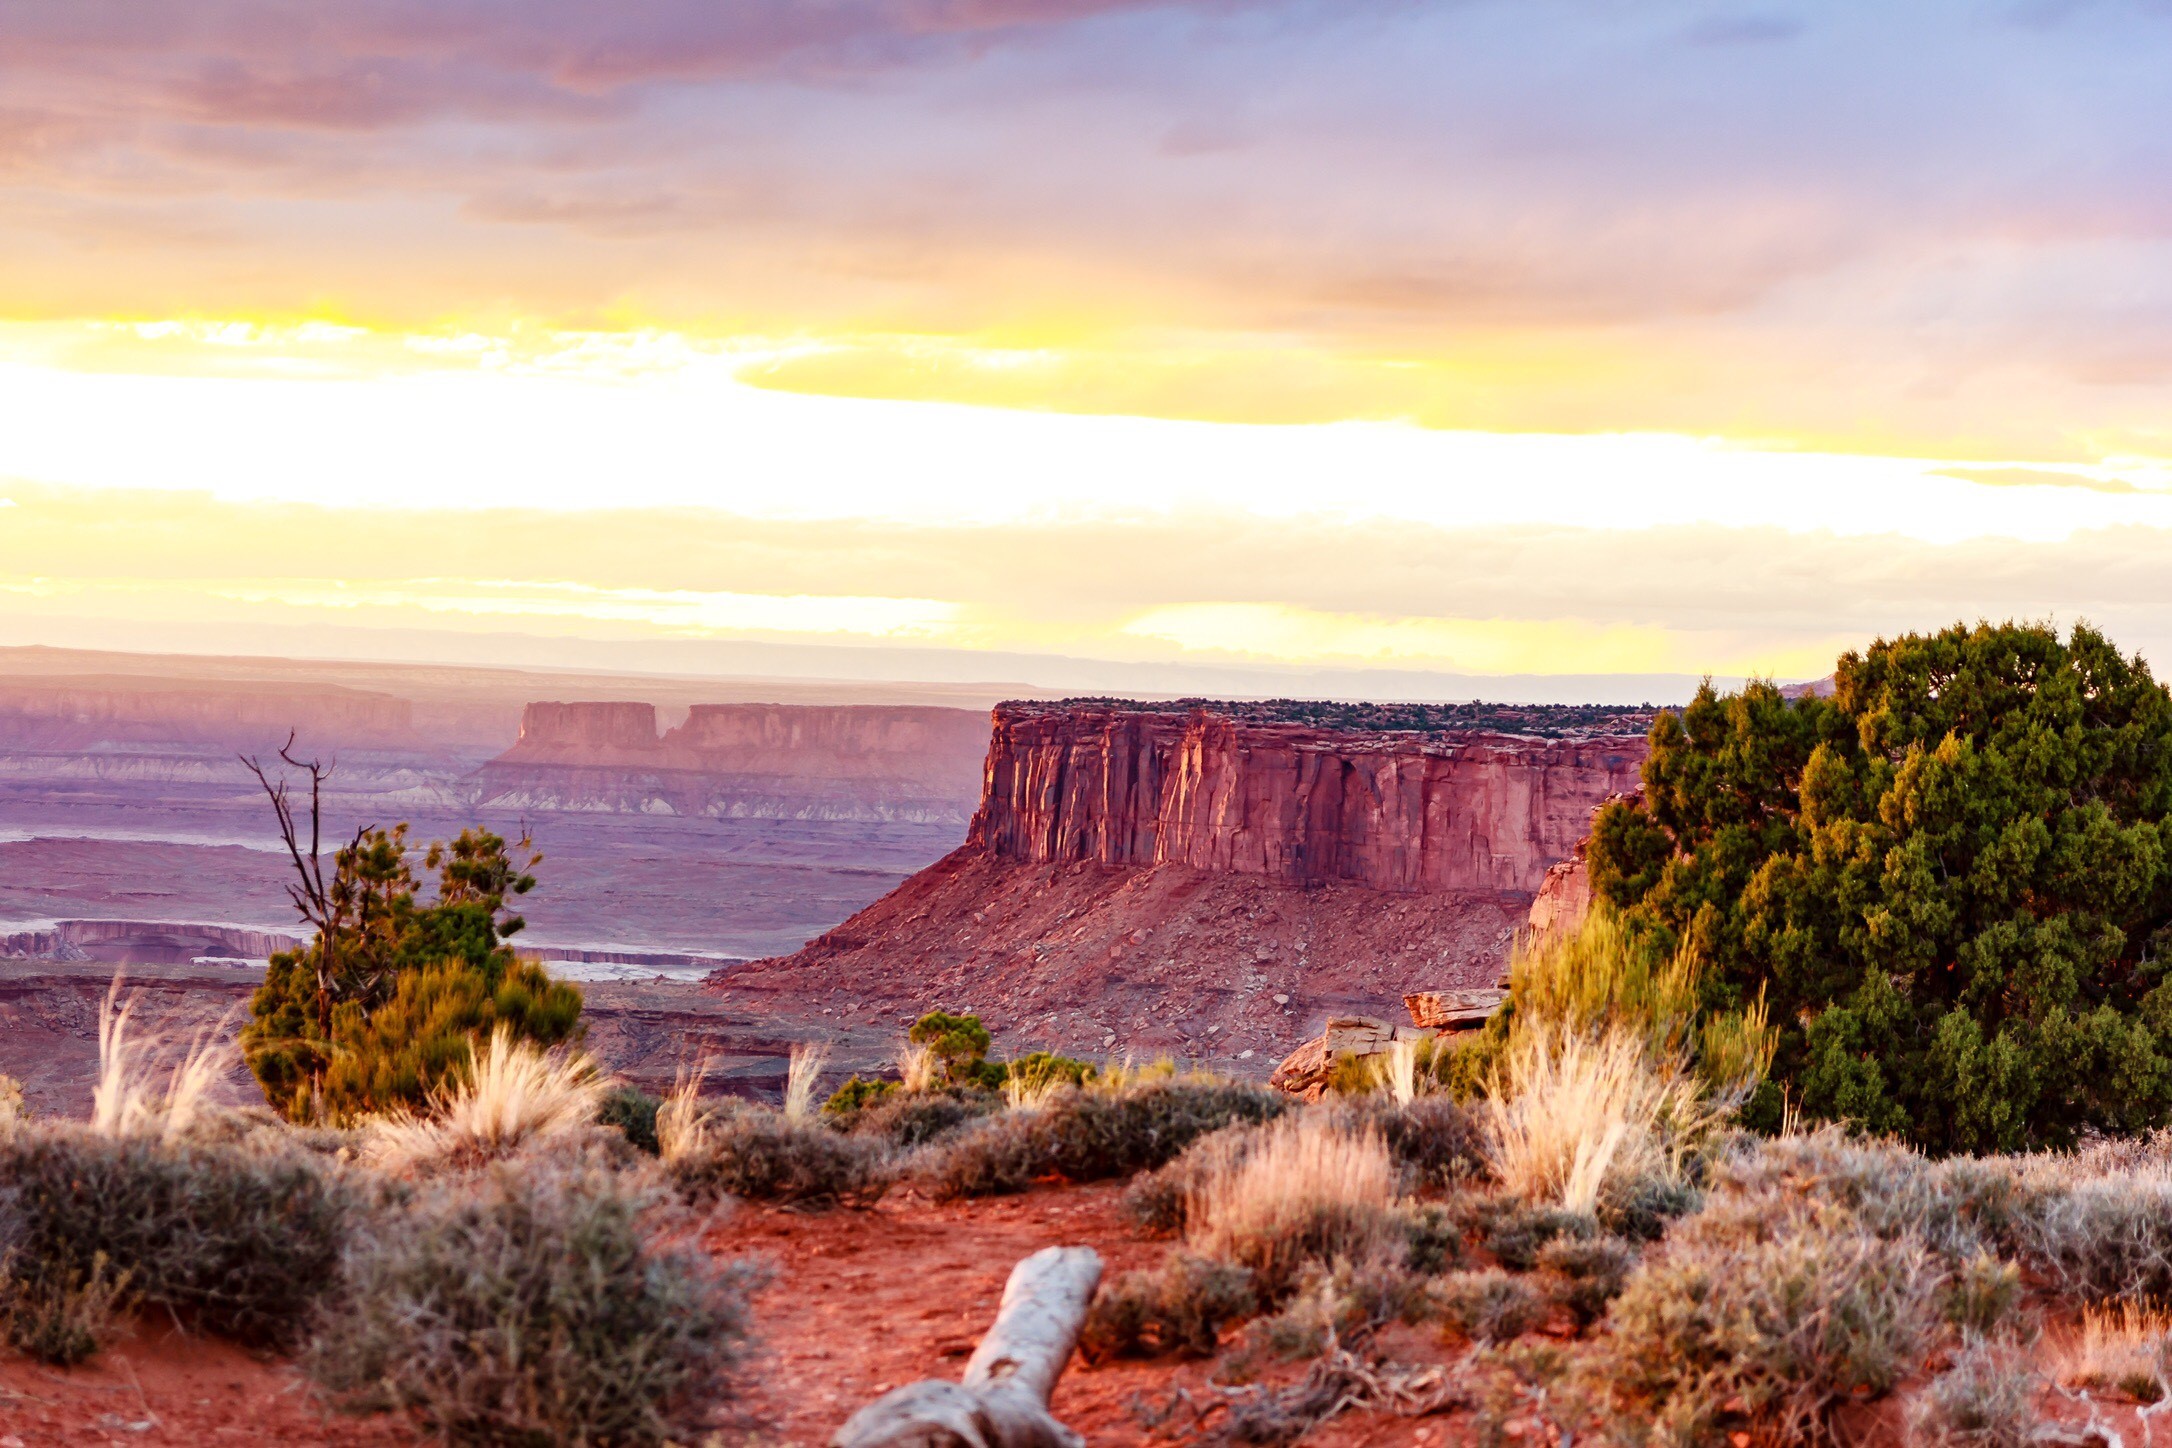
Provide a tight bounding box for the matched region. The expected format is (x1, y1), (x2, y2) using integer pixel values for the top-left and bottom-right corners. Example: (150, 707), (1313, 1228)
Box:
(1373, 1037), (1420, 1105)
(2050, 1303), (2172, 1396)
(1483, 1024), (1723, 1214)
(90, 975), (230, 1143)
(369, 1026), (606, 1169)
(1479, 910), (1775, 1212)
(782, 1042), (830, 1120)
(1183, 1112), (1401, 1292)
(656, 1061), (713, 1163)
(896, 1040), (939, 1093)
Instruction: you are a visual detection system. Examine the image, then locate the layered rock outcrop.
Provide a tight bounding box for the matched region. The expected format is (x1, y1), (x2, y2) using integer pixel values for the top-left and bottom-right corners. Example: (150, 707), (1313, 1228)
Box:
(472, 701), (989, 822)
(712, 701), (1651, 1071)
(969, 704), (1646, 894)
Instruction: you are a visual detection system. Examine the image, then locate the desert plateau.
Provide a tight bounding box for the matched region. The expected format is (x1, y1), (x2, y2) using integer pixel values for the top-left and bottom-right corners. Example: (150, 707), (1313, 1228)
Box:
(9, 4), (2172, 1444)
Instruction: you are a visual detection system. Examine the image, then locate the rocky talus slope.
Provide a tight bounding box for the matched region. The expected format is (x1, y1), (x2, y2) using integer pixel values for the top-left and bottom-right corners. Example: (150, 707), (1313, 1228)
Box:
(711, 703), (1647, 1068)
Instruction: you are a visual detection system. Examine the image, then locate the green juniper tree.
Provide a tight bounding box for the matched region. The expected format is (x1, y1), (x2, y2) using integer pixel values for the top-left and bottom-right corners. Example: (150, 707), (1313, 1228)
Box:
(1588, 621), (2172, 1152)
(240, 739), (581, 1123)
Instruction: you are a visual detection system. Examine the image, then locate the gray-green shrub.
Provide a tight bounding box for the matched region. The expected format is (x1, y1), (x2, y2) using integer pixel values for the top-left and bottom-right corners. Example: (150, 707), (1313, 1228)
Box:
(1430, 1269), (1545, 1343)
(0, 1122), (348, 1347)
(921, 1079), (1285, 1200)
(1, 1251), (132, 1366)
(840, 1090), (998, 1148)
(1605, 1195), (1945, 1443)
(1078, 1251), (1257, 1361)
(1908, 1343), (2040, 1448)
(667, 1107), (891, 1206)
(311, 1160), (758, 1446)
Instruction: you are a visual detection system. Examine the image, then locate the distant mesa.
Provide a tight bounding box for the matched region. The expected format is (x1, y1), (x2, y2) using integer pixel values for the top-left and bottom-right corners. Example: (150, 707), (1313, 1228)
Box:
(0, 675), (416, 751)
(714, 699), (1651, 1068)
(469, 700), (990, 822)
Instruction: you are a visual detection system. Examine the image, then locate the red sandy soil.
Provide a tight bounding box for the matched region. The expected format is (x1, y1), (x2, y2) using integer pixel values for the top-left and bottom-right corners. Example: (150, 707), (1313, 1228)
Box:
(0, 1319), (414, 1445)
(14, 1178), (2155, 1446)
(712, 1179), (1456, 1447)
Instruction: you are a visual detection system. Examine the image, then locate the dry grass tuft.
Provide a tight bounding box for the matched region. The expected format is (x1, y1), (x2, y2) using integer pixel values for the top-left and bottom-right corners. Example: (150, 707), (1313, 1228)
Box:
(656, 1062), (712, 1163)
(369, 1026), (607, 1170)
(897, 1040), (940, 1093)
(1002, 1068), (1070, 1113)
(2049, 1303), (2172, 1401)
(90, 976), (231, 1143)
(1373, 1039), (1420, 1106)
(1483, 1025), (1720, 1215)
(1183, 1112), (1402, 1298)
(783, 1042), (829, 1121)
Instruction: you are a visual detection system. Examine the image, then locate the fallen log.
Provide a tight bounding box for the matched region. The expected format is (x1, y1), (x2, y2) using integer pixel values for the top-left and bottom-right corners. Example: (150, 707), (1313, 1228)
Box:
(831, 1245), (1105, 1448)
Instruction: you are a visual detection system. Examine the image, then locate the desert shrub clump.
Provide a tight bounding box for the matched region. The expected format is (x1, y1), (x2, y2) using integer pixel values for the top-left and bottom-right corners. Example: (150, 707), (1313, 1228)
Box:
(1605, 1180), (1947, 1443)
(0, 1123), (349, 1350)
(838, 1088), (999, 1148)
(367, 1026), (611, 1173)
(1079, 1252), (1258, 1361)
(311, 1161), (759, 1447)
(664, 1102), (891, 1206)
(922, 1077), (1286, 1199)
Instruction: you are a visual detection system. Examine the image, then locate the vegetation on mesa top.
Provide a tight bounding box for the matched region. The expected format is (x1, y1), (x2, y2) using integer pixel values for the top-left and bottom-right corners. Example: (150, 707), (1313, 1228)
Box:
(1016, 696), (1658, 739)
(1590, 619), (2172, 1154)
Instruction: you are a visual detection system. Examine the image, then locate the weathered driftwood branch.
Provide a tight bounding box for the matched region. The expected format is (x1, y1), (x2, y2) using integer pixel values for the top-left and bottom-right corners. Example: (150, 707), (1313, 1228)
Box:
(832, 1246), (1104, 1448)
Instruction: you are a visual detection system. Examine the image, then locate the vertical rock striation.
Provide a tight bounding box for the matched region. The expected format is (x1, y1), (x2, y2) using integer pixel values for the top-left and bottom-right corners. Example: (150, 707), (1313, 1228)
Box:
(967, 704), (1646, 895)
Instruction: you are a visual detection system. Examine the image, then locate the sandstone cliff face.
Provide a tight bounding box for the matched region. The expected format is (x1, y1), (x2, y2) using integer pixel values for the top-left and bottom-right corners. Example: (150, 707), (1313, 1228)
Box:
(712, 702), (1653, 1071)
(968, 704), (1646, 895)
(474, 701), (988, 822)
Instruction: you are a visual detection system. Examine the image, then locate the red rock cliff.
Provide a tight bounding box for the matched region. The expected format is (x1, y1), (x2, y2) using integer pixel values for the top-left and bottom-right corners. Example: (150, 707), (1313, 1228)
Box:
(966, 704), (1646, 895)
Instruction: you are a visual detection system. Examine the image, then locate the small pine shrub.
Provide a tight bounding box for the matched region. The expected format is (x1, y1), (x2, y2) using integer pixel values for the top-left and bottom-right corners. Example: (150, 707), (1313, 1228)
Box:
(0, 1123), (348, 1347)
(920, 1078), (1285, 1200)
(1430, 1269), (1545, 1343)
(1078, 1251), (1257, 1361)
(1, 1251), (133, 1366)
(666, 1106), (891, 1207)
(1909, 1343), (2041, 1448)
(597, 1088), (662, 1155)
(311, 1161), (759, 1446)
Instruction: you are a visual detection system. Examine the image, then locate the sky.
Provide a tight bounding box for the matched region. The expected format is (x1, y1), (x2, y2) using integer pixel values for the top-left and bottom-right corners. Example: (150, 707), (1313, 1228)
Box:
(5, 0), (2172, 699)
